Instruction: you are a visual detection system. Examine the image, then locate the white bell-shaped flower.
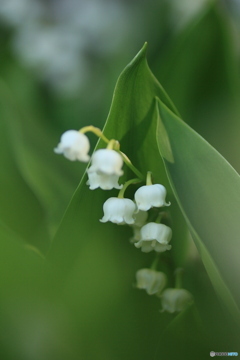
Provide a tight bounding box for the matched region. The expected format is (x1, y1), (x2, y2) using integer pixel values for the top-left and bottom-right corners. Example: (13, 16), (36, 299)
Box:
(100, 197), (136, 225)
(134, 184), (170, 211)
(86, 171), (122, 190)
(88, 149), (123, 176)
(136, 268), (167, 295)
(160, 288), (193, 313)
(134, 222), (172, 253)
(54, 130), (90, 162)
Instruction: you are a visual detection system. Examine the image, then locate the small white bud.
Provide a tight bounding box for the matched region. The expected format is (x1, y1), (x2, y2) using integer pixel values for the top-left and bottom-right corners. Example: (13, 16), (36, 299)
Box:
(160, 288), (193, 313)
(100, 197), (136, 225)
(134, 184), (170, 211)
(54, 130), (90, 162)
(86, 171), (122, 190)
(136, 268), (167, 295)
(134, 222), (172, 253)
(88, 149), (123, 176)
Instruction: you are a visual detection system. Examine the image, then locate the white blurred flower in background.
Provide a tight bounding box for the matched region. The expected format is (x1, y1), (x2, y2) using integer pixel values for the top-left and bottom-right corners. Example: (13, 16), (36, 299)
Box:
(0, 0), (41, 26)
(169, 0), (209, 29)
(0, 0), (237, 96)
(0, 0), (133, 96)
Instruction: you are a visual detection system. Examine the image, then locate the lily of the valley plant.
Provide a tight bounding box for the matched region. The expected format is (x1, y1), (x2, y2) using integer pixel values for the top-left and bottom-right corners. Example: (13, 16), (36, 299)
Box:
(54, 126), (193, 313)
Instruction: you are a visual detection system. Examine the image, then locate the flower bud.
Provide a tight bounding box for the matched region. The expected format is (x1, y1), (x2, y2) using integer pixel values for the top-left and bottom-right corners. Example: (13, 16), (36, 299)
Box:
(54, 130), (90, 162)
(160, 288), (193, 313)
(134, 222), (172, 253)
(88, 149), (123, 176)
(100, 197), (136, 225)
(136, 268), (167, 295)
(87, 171), (122, 190)
(134, 184), (170, 211)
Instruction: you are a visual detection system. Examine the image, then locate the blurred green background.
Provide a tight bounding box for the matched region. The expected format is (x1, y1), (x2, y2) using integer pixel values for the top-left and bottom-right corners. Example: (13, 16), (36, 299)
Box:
(0, 0), (240, 359)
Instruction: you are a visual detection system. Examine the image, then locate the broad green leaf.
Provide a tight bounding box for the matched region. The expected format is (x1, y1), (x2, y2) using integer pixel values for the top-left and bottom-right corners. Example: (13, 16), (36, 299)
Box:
(49, 43), (188, 279)
(156, 99), (240, 322)
(155, 305), (208, 360)
(0, 68), (85, 235)
(155, 263), (240, 359)
(153, 4), (240, 171)
(0, 110), (49, 251)
(45, 42), (240, 358)
(0, 219), (44, 294)
(0, 221), (76, 360)
(154, 4), (238, 120)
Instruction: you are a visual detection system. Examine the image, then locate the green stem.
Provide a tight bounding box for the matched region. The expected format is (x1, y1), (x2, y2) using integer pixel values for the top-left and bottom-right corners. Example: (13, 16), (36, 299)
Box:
(79, 126), (110, 144)
(118, 178), (142, 198)
(150, 254), (160, 270)
(118, 151), (145, 180)
(175, 268), (184, 289)
(107, 139), (120, 150)
(155, 212), (163, 224)
(80, 126), (144, 180)
(146, 171), (152, 185)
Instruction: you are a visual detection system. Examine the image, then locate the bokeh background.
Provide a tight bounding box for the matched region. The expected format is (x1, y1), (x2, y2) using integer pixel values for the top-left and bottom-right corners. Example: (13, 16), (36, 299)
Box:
(0, 0), (240, 359)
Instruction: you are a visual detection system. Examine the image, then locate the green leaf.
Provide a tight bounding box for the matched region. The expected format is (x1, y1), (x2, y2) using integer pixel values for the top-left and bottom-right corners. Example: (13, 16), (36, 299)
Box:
(153, 4), (240, 171)
(155, 305), (208, 360)
(0, 108), (49, 251)
(154, 4), (239, 120)
(156, 98), (240, 323)
(49, 43), (188, 279)
(0, 219), (44, 293)
(0, 73), (85, 235)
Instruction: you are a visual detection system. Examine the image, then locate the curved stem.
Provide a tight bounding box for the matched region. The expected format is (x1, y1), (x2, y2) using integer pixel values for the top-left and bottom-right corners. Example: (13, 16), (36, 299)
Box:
(79, 126), (144, 180)
(118, 178), (142, 198)
(107, 139), (120, 150)
(146, 171), (153, 185)
(155, 212), (163, 224)
(118, 151), (145, 180)
(79, 126), (110, 144)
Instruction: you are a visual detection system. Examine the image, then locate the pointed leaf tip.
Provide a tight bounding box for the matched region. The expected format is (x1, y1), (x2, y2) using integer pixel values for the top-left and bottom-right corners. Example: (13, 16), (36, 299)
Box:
(127, 43), (148, 68)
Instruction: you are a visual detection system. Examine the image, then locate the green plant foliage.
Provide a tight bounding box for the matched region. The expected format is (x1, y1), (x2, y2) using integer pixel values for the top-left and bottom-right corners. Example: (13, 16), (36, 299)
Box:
(49, 43), (187, 277)
(0, 102), (49, 251)
(1, 4), (240, 356)
(157, 99), (240, 323)
(153, 4), (240, 172)
(0, 76), (85, 236)
(156, 305), (208, 360)
(49, 39), (239, 356)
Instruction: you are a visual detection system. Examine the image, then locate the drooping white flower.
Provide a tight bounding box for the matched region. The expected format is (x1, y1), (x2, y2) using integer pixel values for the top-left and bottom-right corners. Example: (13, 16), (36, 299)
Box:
(134, 222), (172, 253)
(88, 149), (123, 176)
(100, 197), (136, 225)
(134, 184), (170, 211)
(160, 288), (193, 313)
(54, 130), (90, 162)
(86, 171), (122, 190)
(136, 268), (167, 295)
